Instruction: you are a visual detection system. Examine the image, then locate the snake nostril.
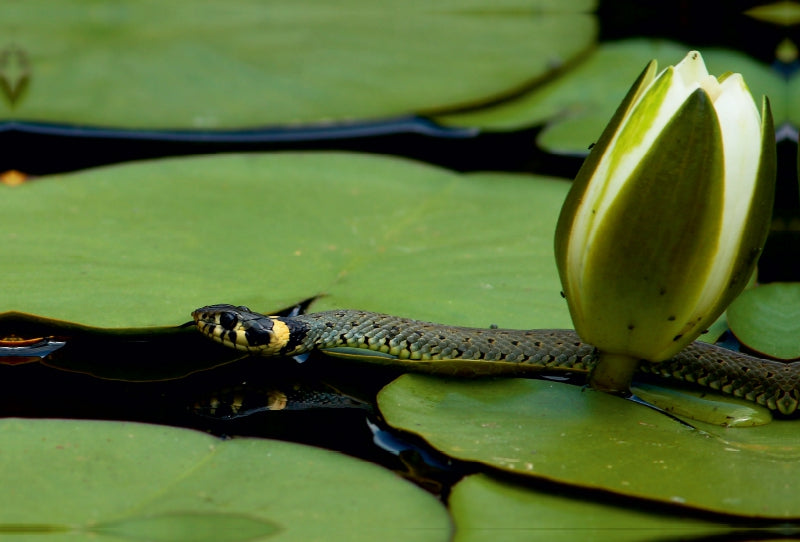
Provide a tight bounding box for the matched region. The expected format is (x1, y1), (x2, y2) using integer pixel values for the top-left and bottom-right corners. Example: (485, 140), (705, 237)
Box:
(219, 312), (238, 330)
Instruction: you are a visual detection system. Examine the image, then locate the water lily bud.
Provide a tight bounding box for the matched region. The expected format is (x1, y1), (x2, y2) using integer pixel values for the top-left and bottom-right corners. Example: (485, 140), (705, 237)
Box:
(554, 51), (775, 389)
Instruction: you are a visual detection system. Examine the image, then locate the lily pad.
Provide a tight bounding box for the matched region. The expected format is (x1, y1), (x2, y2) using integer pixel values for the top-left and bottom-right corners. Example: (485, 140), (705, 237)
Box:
(2, 0), (596, 128)
(1, 152), (572, 330)
(436, 39), (787, 154)
(726, 282), (800, 360)
(378, 374), (800, 518)
(449, 474), (733, 542)
(0, 418), (451, 541)
(746, 2), (800, 25)
(630, 381), (773, 427)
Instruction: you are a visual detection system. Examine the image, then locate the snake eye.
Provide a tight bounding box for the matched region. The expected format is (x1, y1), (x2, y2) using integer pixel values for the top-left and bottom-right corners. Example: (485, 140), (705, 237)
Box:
(219, 311), (238, 330)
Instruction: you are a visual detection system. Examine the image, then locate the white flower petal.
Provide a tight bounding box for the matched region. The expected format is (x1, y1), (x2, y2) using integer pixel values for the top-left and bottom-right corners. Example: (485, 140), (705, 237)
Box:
(673, 51), (709, 86)
(691, 73), (763, 316)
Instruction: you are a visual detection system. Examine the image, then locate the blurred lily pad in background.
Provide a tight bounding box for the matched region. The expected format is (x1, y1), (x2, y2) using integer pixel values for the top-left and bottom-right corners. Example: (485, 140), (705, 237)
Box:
(0, 418), (451, 541)
(727, 282), (800, 360)
(1, 0), (596, 129)
(746, 1), (800, 26)
(4, 2), (798, 175)
(1, 152), (572, 329)
(436, 39), (788, 154)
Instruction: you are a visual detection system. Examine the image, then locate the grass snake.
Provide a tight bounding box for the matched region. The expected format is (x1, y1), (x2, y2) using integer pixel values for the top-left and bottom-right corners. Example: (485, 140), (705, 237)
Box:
(192, 304), (800, 415)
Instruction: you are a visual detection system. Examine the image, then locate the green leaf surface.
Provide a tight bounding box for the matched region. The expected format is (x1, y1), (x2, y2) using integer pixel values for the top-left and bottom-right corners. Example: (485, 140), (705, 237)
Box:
(1, 153), (572, 330)
(786, 68), (800, 123)
(0, 418), (451, 541)
(436, 39), (786, 154)
(378, 374), (800, 518)
(94, 513), (280, 542)
(1, 0), (596, 128)
(449, 474), (735, 542)
(726, 282), (800, 360)
(630, 382), (773, 427)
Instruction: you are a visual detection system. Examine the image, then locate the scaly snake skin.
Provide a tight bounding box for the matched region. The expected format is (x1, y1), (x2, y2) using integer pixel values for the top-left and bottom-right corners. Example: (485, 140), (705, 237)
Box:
(192, 304), (800, 415)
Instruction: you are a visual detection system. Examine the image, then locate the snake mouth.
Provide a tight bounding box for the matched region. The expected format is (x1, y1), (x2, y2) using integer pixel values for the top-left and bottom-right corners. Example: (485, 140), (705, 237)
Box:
(191, 307), (221, 337)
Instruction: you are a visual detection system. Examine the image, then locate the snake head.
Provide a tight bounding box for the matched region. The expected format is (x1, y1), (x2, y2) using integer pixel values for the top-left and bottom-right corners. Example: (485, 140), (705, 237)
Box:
(192, 304), (290, 355)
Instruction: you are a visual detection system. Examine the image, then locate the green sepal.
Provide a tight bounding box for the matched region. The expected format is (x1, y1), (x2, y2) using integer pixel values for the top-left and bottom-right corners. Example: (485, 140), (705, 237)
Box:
(554, 60), (658, 288)
(577, 88), (725, 360)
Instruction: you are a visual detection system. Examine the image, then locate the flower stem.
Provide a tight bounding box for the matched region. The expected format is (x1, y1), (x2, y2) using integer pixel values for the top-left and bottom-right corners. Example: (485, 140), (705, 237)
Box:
(588, 352), (640, 395)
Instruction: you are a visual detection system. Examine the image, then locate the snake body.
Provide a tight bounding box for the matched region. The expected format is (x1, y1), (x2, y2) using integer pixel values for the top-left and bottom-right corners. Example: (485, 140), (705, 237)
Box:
(192, 304), (800, 415)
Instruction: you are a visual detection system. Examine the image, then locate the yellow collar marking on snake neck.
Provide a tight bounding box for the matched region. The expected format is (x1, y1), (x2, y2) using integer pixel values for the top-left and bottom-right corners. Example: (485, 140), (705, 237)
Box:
(267, 316), (292, 354)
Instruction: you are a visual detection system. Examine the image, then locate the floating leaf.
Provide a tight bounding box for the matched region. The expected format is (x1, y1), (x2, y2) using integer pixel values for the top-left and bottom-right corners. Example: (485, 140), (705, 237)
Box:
(436, 39), (786, 154)
(746, 3), (800, 26)
(94, 513), (280, 542)
(2, 0), (596, 128)
(631, 382), (773, 427)
(0, 418), (451, 541)
(1, 153), (572, 330)
(378, 374), (800, 518)
(727, 282), (800, 360)
(449, 474), (737, 542)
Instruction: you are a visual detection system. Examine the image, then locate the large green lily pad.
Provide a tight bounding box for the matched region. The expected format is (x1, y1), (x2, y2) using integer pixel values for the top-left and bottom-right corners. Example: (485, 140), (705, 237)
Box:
(436, 39), (787, 154)
(1, 0), (595, 128)
(0, 418), (451, 541)
(449, 474), (739, 542)
(726, 282), (800, 360)
(378, 374), (800, 518)
(1, 152), (572, 329)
